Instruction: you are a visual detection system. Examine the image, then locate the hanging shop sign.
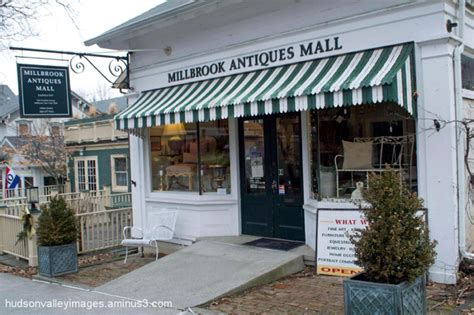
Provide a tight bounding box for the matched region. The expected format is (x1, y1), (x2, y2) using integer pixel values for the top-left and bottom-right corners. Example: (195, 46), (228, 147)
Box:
(17, 64), (72, 118)
(167, 36), (343, 84)
(316, 209), (367, 277)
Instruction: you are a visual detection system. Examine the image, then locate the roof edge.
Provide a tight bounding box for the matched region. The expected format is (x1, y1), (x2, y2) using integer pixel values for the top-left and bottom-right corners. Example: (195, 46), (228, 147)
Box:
(84, 0), (201, 47)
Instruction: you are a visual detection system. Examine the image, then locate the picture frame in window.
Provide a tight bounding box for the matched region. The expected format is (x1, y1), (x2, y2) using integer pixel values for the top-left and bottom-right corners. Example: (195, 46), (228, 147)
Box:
(150, 136), (161, 151)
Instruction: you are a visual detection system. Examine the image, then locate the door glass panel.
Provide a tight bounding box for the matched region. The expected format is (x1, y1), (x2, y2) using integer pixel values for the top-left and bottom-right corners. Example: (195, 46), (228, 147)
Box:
(243, 119), (265, 194)
(276, 116), (301, 197)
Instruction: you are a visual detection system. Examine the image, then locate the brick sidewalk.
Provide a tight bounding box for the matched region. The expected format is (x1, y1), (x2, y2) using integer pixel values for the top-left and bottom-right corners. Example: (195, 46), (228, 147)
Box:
(204, 267), (464, 314)
(206, 268), (344, 314)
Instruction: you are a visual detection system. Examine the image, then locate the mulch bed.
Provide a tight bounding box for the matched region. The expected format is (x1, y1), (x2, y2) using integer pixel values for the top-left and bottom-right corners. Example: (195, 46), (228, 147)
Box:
(58, 253), (159, 287)
(426, 260), (474, 313)
(0, 264), (37, 279)
(0, 250), (160, 287)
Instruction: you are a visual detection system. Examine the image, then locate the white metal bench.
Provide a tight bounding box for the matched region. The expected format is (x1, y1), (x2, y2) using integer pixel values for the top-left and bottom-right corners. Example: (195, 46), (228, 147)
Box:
(121, 209), (178, 263)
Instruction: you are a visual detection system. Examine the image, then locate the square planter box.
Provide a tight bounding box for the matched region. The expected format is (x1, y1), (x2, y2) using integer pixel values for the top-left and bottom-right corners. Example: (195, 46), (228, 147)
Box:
(38, 243), (78, 277)
(344, 273), (426, 315)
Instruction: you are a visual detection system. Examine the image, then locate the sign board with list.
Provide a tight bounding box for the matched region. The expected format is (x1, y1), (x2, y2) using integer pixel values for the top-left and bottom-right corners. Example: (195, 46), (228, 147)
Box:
(17, 64), (72, 118)
(316, 209), (368, 277)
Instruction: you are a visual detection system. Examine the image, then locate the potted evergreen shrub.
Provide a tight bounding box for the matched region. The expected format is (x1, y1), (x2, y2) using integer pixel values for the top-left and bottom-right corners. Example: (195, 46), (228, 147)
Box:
(344, 170), (437, 315)
(37, 197), (78, 277)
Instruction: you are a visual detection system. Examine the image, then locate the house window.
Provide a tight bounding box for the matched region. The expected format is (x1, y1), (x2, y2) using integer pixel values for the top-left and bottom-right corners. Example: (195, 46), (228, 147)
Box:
(18, 123), (30, 136)
(309, 103), (417, 200)
(150, 120), (230, 194)
(50, 125), (61, 136)
(75, 157), (98, 191)
(111, 155), (128, 192)
(462, 54), (474, 91)
(24, 177), (34, 188)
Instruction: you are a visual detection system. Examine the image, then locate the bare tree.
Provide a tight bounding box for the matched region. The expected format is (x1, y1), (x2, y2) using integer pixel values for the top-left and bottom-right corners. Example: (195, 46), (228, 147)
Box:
(5, 121), (69, 188)
(92, 80), (112, 102)
(0, 0), (77, 50)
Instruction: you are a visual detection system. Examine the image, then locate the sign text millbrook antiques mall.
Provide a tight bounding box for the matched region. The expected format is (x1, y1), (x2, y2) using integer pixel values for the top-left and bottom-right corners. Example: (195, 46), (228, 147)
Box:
(168, 36), (343, 83)
(17, 64), (72, 118)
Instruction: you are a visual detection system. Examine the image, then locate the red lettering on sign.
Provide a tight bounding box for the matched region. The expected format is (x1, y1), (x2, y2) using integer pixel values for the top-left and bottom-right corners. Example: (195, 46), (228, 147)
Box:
(335, 219), (356, 225)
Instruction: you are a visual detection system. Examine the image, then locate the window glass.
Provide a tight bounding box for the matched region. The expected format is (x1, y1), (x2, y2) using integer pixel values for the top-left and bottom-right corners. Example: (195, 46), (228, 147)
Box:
(24, 177), (34, 188)
(199, 120), (230, 193)
(114, 157), (128, 187)
(150, 123), (198, 192)
(76, 158), (97, 192)
(19, 124), (29, 136)
(242, 119), (265, 194)
(310, 104), (417, 200)
(150, 120), (230, 194)
(87, 160), (97, 191)
(51, 125), (61, 136)
(77, 160), (86, 191)
(462, 54), (474, 91)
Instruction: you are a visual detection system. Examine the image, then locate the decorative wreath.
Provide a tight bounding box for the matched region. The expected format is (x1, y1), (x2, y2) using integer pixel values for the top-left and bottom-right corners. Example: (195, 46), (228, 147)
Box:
(16, 207), (36, 244)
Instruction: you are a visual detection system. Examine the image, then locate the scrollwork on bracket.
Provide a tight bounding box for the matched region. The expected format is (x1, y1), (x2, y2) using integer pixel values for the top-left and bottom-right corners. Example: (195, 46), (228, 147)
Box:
(68, 54), (129, 89)
(9, 46), (131, 90)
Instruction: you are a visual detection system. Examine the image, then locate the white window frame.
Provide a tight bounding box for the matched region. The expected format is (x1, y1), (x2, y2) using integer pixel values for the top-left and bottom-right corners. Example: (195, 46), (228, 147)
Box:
(110, 154), (128, 192)
(74, 156), (99, 192)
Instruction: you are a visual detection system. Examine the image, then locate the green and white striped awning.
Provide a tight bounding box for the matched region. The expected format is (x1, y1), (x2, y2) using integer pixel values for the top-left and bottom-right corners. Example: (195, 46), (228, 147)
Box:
(116, 43), (415, 129)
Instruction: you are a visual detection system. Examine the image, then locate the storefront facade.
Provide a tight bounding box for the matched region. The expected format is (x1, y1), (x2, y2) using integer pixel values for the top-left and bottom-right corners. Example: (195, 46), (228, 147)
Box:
(87, 0), (474, 284)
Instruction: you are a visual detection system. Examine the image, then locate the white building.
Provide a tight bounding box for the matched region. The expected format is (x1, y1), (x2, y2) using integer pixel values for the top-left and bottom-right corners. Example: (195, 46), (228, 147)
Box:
(86, 0), (474, 284)
(0, 84), (91, 195)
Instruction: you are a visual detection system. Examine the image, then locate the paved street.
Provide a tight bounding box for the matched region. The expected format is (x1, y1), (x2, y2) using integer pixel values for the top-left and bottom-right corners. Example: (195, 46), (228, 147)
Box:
(0, 273), (179, 314)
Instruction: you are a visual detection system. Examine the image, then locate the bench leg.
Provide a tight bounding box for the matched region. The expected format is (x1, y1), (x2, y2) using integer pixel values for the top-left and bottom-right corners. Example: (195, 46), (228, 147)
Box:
(154, 241), (159, 261)
(124, 246), (129, 264)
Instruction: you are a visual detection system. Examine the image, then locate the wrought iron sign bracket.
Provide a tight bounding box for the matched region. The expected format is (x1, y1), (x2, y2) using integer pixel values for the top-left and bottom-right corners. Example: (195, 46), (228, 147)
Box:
(10, 46), (132, 92)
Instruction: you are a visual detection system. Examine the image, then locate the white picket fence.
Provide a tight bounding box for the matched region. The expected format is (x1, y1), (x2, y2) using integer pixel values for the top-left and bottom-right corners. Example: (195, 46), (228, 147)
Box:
(0, 191), (132, 266)
(1, 185), (66, 200)
(2, 191), (132, 217)
(0, 214), (29, 261)
(77, 207), (132, 253)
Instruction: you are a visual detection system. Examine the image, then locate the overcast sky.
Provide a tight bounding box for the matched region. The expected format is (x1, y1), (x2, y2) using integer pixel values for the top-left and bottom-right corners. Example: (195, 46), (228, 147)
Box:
(0, 0), (164, 101)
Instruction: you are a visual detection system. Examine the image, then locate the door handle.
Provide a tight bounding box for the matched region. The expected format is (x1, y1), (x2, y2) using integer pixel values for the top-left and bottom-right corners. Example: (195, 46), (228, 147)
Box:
(271, 180), (277, 192)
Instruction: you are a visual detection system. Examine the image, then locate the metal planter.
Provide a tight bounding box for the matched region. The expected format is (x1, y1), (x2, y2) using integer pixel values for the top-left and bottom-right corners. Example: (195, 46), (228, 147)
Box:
(343, 273), (426, 315)
(37, 243), (78, 277)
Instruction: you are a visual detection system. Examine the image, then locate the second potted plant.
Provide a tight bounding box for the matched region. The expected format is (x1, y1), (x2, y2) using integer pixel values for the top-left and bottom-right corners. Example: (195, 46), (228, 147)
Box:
(37, 197), (78, 277)
(344, 170), (437, 315)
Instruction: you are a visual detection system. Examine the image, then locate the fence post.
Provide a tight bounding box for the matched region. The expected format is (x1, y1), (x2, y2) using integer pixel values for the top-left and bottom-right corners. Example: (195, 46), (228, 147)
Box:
(27, 211), (41, 267)
(65, 181), (71, 194)
(104, 186), (112, 209)
(0, 205), (6, 255)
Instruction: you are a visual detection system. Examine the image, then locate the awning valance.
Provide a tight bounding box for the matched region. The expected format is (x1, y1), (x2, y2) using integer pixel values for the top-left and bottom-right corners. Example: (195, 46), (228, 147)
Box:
(116, 43), (415, 130)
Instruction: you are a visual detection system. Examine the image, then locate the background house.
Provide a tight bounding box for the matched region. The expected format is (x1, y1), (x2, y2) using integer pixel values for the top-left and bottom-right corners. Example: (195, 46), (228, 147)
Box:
(65, 96), (130, 194)
(0, 84), (91, 197)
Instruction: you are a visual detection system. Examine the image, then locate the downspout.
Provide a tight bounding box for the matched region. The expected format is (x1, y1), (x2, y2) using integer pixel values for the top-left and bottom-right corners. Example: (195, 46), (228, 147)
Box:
(454, 0), (474, 260)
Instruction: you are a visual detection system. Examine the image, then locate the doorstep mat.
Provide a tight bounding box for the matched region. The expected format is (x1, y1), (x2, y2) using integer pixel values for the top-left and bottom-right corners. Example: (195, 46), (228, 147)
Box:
(242, 238), (303, 251)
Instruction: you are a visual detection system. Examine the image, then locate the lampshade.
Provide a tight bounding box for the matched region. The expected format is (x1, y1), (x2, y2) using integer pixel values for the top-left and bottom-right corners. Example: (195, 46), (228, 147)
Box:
(26, 186), (39, 203)
(163, 123), (186, 137)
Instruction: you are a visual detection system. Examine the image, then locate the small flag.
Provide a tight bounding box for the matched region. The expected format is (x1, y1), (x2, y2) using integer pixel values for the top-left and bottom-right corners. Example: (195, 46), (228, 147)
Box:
(5, 166), (20, 190)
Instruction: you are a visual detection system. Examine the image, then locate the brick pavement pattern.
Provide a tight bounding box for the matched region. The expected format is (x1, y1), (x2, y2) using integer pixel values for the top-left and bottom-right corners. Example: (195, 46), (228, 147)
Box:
(206, 268), (344, 314)
(205, 267), (464, 314)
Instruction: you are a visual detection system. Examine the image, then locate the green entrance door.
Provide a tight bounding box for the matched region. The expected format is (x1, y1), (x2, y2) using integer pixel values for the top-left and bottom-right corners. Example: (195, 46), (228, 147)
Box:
(239, 113), (304, 241)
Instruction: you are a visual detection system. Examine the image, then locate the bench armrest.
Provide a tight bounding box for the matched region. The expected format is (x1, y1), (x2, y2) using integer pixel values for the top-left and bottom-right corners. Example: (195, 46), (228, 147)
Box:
(123, 226), (143, 239)
(155, 225), (173, 232)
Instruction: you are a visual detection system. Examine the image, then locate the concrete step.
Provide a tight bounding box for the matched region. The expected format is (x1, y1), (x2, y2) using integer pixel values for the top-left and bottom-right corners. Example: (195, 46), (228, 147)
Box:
(96, 240), (305, 309)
